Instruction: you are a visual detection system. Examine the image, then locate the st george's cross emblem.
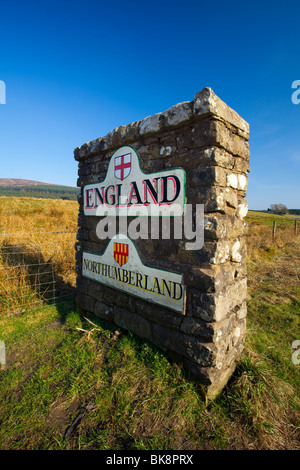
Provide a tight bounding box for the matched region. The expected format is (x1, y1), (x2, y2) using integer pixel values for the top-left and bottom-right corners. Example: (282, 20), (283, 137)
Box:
(114, 152), (131, 180)
(114, 242), (129, 267)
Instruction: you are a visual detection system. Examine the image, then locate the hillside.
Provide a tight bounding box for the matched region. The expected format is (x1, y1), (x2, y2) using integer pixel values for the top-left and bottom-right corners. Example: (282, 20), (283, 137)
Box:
(0, 178), (78, 200)
(0, 178), (51, 187)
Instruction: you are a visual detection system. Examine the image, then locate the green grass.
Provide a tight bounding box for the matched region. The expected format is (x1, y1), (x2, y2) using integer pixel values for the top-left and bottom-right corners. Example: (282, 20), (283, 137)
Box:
(0, 300), (214, 450)
(0, 294), (299, 449)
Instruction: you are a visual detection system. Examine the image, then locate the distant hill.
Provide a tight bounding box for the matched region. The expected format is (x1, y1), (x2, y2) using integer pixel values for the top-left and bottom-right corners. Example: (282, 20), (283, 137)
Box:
(0, 178), (78, 201)
(0, 178), (52, 187)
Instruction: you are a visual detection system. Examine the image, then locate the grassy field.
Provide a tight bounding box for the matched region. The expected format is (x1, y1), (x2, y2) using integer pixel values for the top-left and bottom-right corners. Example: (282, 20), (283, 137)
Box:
(0, 197), (77, 315)
(0, 198), (299, 450)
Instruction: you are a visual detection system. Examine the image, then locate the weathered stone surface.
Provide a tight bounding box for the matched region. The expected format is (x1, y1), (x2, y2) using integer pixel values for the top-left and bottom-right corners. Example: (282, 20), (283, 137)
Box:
(140, 101), (193, 136)
(74, 87), (249, 162)
(180, 317), (214, 339)
(187, 185), (237, 213)
(76, 293), (95, 313)
(175, 118), (249, 159)
(191, 277), (247, 322)
(162, 147), (236, 172)
(204, 213), (247, 239)
(206, 363), (237, 400)
(227, 172), (248, 191)
(234, 156), (250, 174)
(114, 306), (153, 343)
(76, 228), (89, 241)
(237, 199), (248, 219)
(193, 87), (250, 136)
(152, 324), (187, 357)
(75, 87), (250, 401)
(181, 357), (214, 385)
(236, 301), (247, 319)
(138, 238), (240, 267)
(189, 166), (227, 188)
(94, 301), (113, 321)
(231, 240), (242, 262)
(188, 263), (236, 293)
(135, 300), (183, 329)
(85, 280), (104, 300)
(183, 337), (216, 367)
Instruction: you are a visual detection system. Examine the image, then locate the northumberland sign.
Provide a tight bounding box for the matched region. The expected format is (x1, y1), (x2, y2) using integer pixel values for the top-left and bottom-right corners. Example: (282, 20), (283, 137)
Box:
(83, 146), (185, 216)
(82, 234), (185, 313)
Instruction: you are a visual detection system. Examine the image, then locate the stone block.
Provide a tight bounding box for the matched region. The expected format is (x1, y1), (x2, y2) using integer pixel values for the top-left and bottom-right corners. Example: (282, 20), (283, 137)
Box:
(76, 292), (95, 314)
(204, 213), (247, 240)
(193, 87), (249, 136)
(152, 324), (187, 357)
(94, 301), (113, 321)
(114, 306), (153, 343)
(191, 277), (247, 321)
(189, 166), (227, 188)
(135, 300), (184, 329)
(188, 263), (235, 293)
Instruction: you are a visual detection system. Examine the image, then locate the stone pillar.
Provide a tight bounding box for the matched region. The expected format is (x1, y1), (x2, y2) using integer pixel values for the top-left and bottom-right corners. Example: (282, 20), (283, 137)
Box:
(74, 87), (250, 400)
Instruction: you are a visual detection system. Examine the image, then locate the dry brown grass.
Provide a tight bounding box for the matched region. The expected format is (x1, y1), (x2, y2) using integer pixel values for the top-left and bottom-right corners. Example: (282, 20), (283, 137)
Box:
(239, 211), (300, 450)
(0, 197), (78, 315)
(245, 212), (300, 300)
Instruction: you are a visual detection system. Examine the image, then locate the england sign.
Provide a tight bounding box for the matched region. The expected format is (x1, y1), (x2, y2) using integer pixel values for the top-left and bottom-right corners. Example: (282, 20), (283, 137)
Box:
(82, 234), (185, 313)
(83, 146), (185, 216)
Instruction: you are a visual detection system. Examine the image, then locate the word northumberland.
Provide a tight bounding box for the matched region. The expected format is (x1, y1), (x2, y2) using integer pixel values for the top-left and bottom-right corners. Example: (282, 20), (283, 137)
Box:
(81, 235), (185, 312)
(83, 258), (183, 301)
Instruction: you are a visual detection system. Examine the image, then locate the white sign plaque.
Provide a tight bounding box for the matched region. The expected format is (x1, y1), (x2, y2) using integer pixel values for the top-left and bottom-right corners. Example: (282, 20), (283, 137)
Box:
(83, 146), (185, 216)
(82, 234), (185, 313)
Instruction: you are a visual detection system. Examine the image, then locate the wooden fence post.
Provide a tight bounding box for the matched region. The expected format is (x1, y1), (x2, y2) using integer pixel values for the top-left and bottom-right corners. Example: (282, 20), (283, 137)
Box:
(272, 221), (276, 240)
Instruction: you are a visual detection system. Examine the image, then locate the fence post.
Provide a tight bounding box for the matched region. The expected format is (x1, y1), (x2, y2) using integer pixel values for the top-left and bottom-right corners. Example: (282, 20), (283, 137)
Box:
(272, 221), (276, 240)
(294, 220), (298, 237)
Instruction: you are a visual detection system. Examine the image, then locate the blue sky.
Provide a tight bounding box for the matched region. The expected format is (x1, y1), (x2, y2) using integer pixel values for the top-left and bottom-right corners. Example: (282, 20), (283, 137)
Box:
(0, 0), (299, 209)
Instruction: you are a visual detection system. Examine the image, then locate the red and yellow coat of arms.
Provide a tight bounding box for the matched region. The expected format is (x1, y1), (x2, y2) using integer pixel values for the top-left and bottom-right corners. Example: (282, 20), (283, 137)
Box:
(114, 243), (129, 267)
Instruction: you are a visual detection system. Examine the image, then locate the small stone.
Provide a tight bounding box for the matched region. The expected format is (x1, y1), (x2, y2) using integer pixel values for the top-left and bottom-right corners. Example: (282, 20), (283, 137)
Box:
(231, 240), (242, 263)
(237, 174), (248, 191)
(160, 145), (172, 156)
(227, 173), (238, 189)
(237, 200), (248, 219)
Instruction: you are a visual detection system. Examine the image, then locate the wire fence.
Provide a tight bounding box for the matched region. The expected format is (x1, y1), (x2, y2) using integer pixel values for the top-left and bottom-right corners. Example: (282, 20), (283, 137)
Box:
(0, 231), (77, 316)
(0, 218), (298, 317)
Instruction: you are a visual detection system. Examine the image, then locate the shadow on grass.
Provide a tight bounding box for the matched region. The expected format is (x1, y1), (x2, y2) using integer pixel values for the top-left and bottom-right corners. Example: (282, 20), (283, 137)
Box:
(0, 242), (76, 317)
(0, 242), (224, 407)
(72, 306), (209, 405)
